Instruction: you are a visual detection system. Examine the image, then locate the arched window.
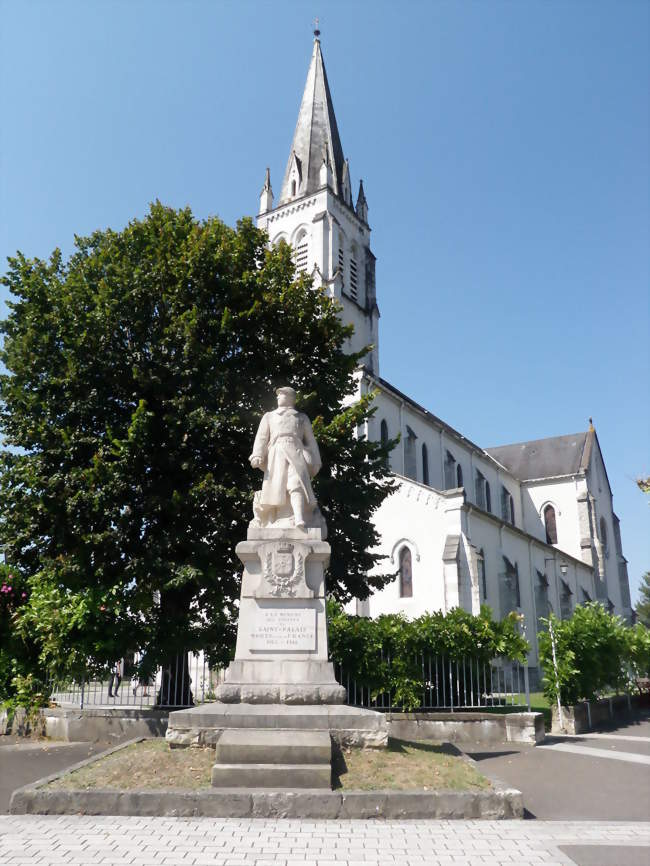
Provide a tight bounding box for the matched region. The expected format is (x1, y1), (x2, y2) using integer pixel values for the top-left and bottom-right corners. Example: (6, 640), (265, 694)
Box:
(380, 419), (388, 444)
(422, 443), (429, 486)
(399, 546), (413, 598)
(444, 451), (456, 489)
(600, 517), (609, 558)
(485, 481), (491, 513)
(499, 556), (520, 615)
(544, 504), (558, 545)
(475, 470), (486, 509)
(477, 549), (487, 600)
(501, 485), (515, 525)
(291, 180), (296, 197)
(404, 426), (417, 480)
(456, 463), (463, 488)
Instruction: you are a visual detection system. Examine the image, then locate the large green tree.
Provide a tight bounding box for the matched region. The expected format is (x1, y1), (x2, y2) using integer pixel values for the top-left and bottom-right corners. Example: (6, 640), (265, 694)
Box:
(0, 203), (395, 691)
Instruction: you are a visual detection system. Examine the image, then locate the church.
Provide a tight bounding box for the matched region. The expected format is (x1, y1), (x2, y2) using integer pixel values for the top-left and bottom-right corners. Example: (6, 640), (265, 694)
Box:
(255, 33), (633, 684)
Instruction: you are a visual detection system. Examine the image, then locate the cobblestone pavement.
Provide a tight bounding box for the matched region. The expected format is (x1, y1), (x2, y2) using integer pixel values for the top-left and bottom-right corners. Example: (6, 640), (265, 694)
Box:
(0, 816), (649, 865)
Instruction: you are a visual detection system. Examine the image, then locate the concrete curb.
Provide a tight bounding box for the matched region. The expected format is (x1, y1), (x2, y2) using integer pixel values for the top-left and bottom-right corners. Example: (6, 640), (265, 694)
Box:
(9, 737), (523, 819)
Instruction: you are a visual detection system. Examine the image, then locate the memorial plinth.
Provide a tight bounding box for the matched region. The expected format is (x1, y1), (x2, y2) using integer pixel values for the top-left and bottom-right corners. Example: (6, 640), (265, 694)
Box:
(214, 524), (347, 705)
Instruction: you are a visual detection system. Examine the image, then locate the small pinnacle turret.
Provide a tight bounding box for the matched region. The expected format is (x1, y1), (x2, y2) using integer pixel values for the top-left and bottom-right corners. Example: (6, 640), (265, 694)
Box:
(259, 167), (273, 214)
(356, 180), (368, 224)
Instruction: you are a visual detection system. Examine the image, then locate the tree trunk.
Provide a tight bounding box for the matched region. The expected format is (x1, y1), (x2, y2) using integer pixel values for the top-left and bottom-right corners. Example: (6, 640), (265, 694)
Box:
(156, 651), (194, 707)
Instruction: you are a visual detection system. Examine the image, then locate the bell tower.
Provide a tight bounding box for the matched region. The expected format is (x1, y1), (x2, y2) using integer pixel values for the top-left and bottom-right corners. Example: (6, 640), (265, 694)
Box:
(256, 30), (380, 374)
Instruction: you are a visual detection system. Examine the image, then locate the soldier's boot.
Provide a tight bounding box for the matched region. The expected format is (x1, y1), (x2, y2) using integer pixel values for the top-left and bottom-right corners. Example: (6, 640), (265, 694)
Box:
(290, 491), (306, 529)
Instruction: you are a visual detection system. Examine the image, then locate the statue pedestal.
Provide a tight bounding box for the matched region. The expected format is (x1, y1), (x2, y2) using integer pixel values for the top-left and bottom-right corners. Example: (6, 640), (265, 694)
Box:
(214, 525), (346, 705)
(166, 524), (387, 781)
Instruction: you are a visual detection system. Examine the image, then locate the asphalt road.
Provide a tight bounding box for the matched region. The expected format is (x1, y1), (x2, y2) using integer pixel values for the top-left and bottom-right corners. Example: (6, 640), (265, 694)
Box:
(464, 713), (650, 821)
(0, 737), (108, 813)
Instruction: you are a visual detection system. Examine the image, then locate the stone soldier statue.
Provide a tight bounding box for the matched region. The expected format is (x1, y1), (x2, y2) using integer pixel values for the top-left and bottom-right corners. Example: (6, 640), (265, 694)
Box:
(249, 386), (322, 529)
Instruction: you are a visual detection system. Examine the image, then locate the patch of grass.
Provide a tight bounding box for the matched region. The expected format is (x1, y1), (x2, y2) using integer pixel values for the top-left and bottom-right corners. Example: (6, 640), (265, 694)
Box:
(50, 737), (491, 793)
(50, 739), (214, 790)
(333, 739), (491, 791)
(528, 692), (552, 728)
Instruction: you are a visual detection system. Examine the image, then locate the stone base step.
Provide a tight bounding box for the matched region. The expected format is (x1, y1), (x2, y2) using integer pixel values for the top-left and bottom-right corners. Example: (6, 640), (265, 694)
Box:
(167, 702), (388, 749)
(215, 729), (331, 765)
(211, 762), (331, 788)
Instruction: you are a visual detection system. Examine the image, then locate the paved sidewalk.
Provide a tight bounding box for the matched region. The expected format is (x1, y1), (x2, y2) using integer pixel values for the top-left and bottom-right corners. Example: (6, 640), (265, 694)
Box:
(0, 816), (649, 865)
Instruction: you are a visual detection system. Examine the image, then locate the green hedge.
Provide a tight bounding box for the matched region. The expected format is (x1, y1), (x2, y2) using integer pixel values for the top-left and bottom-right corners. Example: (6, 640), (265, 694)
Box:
(327, 601), (529, 711)
(538, 602), (650, 706)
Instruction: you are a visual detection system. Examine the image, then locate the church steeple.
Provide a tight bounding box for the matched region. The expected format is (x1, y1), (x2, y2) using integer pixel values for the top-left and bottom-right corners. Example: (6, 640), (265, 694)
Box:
(257, 30), (380, 375)
(279, 34), (347, 205)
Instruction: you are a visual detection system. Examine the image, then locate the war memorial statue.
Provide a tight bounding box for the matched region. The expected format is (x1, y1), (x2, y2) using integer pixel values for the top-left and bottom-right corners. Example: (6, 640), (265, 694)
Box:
(249, 386), (325, 532)
(166, 388), (386, 787)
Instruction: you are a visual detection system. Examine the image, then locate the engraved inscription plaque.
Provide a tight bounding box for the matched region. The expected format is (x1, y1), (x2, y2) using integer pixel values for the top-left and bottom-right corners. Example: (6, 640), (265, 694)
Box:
(250, 607), (317, 651)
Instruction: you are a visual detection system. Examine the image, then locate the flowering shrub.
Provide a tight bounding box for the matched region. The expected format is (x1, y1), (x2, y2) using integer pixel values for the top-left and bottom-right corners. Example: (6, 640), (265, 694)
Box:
(0, 563), (43, 706)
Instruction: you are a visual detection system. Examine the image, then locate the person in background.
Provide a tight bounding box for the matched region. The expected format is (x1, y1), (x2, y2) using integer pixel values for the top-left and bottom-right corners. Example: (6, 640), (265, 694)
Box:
(107, 659), (122, 698)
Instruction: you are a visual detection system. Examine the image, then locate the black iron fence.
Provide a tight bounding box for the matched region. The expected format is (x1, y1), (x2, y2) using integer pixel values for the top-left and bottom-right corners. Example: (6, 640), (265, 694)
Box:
(48, 651), (530, 713)
(334, 653), (531, 712)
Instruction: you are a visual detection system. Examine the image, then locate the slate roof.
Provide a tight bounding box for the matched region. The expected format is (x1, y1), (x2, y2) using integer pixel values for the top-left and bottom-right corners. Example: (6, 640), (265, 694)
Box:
(279, 37), (346, 205)
(486, 431), (592, 481)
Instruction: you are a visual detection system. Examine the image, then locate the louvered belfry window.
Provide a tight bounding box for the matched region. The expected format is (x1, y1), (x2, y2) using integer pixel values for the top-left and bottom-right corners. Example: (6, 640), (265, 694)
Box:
(294, 233), (308, 273)
(349, 255), (358, 300)
(338, 243), (345, 287)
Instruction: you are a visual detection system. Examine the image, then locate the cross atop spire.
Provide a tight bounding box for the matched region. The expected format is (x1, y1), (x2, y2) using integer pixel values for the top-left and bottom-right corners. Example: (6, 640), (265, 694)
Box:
(279, 37), (346, 205)
(313, 17), (320, 39)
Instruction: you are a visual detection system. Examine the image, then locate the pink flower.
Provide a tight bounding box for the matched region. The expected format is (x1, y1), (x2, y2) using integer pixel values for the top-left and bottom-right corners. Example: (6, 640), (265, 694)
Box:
(21, 592), (27, 598)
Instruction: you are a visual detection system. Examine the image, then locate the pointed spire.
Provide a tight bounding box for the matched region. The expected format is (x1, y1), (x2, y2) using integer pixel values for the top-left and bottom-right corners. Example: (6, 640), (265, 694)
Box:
(279, 35), (347, 205)
(356, 179), (368, 223)
(259, 167), (273, 214)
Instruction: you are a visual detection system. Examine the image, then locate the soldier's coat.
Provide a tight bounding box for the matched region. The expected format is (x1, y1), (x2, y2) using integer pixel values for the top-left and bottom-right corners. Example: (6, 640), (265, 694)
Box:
(250, 406), (321, 507)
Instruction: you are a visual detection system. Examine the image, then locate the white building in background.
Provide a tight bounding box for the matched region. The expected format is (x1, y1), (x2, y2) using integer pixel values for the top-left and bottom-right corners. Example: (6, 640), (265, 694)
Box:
(256, 34), (632, 682)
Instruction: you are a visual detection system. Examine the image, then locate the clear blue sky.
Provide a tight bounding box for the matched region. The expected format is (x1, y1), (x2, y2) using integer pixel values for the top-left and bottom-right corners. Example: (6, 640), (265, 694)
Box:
(1, 1), (648, 602)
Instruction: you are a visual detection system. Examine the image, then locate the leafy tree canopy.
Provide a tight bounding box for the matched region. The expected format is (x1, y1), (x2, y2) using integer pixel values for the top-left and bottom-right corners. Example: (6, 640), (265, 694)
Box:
(0, 203), (396, 679)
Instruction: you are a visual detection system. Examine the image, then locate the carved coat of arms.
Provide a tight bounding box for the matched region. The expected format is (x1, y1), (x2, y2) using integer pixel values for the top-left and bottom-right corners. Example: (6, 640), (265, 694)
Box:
(263, 543), (304, 597)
